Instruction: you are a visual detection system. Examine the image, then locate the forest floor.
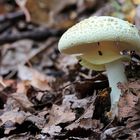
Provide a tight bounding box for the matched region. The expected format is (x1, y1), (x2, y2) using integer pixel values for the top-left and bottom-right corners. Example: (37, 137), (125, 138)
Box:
(0, 0), (140, 139)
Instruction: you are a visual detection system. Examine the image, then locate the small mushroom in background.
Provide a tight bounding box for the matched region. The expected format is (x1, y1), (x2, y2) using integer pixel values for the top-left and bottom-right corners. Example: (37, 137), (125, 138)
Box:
(58, 16), (140, 118)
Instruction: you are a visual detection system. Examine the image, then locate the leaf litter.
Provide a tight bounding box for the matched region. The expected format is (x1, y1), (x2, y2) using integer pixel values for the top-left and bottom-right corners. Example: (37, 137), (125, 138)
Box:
(0, 0), (140, 139)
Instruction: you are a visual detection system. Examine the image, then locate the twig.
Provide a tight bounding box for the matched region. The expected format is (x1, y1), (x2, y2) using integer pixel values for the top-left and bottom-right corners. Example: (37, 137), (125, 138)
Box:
(0, 28), (64, 45)
(0, 10), (25, 23)
(102, 118), (114, 132)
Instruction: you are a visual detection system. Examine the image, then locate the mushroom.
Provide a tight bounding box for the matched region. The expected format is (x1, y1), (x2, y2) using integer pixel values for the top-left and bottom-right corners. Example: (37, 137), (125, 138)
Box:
(58, 16), (140, 117)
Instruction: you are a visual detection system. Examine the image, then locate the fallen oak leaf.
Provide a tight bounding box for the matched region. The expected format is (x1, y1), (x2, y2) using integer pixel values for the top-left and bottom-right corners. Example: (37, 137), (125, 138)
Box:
(65, 119), (102, 139)
(40, 104), (75, 138)
(24, 85), (56, 110)
(8, 82), (34, 111)
(62, 94), (91, 111)
(66, 118), (103, 132)
(18, 65), (54, 91)
(26, 114), (46, 129)
(65, 102), (102, 131)
(126, 93), (140, 130)
(4, 85), (34, 113)
(11, 92), (34, 111)
(118, 81), (140, 119)
(47, 104), (75, 126)
(118, 90), (138, 119)
(0, 110), (28, 125)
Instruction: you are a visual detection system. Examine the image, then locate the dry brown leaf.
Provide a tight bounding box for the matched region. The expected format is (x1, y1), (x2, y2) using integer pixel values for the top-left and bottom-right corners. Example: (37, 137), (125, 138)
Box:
(66, 102), (99, 131)
(10, 82), (33, 109)
(0, 110), (28, 126)
(79, 118), (101, 130)
(0, 1), (13, 14)
(16, 81), (30, 94)
(25, 0), (49, 25)
(1, 81), (33, 112)
(1, 39), (56, 76)
(1, 40), (34, 75)
(118, 81), (140, 119)
(26, 114), (46, 129)
(18, 65), (53, 91)
(128, 80), (140, 90)
(25, 0), (77, 28)
(48, 104), (75, 125)
(127, 115), (140, 129)
(11, 92), (33, 110)
(132, 0), (140, 5)
(66, 118), (102, 131)
(62, 94), (89, 110)
(126, 94), (140, 129)
(0, 110), (30, 134)
(1, 79), (16, 88)
(118, 91), (138, 119)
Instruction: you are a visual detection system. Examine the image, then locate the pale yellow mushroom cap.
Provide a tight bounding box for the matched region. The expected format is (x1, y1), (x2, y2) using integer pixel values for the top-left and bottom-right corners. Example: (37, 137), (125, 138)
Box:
(58, 16), (140, 71)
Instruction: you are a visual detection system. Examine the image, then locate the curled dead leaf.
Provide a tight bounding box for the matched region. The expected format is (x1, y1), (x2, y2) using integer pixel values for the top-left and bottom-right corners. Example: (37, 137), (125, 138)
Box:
(48, 104), (75, 126)
(118, 81), (140, 119)
(18, 65), (54, 91)
(0, 111), (28, 125)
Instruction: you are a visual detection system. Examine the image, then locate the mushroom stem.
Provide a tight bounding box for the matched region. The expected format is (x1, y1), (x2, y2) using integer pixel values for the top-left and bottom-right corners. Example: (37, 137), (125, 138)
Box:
(105, 59), (127, 116)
